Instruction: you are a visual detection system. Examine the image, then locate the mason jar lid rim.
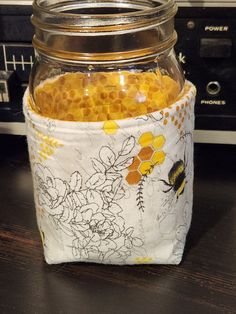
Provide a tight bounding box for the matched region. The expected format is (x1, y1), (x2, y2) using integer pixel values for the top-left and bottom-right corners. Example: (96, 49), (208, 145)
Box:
(33, 0), (177, 29)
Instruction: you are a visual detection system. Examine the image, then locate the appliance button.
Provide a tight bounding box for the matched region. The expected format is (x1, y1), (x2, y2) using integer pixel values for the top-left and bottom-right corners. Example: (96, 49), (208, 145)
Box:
(200, 38), (232, 58)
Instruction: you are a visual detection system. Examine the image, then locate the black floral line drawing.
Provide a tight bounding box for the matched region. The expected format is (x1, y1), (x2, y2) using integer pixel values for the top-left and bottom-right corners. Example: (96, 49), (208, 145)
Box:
(176, 131), (192, 145)
(137, 176), (146, 212)
(34, 136), (144, 263)
(135, 112), (164, 123)
(136, 163), (159, 212)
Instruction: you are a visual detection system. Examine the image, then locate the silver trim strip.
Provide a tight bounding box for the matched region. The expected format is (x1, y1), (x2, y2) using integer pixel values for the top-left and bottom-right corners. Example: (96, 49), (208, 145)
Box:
(0, 122), (26, 135)
(176, 0), (236, 7)
(0, 0), (32, 4)
(194, 130), (236, 145)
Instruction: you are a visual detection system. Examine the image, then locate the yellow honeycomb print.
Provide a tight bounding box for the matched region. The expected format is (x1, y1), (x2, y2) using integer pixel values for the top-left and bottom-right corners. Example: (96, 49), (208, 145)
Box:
(139, 161), (154, 175)
(126, 132), (166, 185)
(103, 120), (119, 135)
(160, 83), (194, 136)
(138, 132), (154, 147)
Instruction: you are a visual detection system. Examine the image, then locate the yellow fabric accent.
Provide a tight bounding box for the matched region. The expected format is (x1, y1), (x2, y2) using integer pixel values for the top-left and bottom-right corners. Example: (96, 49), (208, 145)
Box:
(152, 135), (166, 150)
(36, 131), (63, 161)
(135, 257), (153, 264)
(138, 132), (154, 147)
(103, 120), (119, 135)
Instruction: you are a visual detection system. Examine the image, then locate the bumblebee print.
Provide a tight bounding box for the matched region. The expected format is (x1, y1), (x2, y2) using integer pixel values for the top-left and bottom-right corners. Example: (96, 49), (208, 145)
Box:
(161, 159), (186, 199)
(157, 154), (189, 222)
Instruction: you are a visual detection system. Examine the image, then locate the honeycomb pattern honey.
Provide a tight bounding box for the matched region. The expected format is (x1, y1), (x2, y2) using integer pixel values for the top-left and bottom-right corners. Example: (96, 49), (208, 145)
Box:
(32, 70), (180, 121)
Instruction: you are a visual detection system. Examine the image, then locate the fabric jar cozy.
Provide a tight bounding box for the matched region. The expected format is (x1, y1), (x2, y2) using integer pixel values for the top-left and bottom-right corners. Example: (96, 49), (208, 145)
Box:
(24, 81), (196, 265)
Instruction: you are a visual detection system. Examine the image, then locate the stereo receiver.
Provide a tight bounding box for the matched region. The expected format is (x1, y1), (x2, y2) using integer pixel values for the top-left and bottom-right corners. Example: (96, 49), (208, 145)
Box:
(0, 0), (236, 144)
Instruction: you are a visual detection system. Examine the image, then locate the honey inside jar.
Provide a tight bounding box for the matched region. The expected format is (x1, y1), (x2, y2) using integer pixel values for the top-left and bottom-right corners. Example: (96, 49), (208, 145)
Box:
(32, 70), (180, 122)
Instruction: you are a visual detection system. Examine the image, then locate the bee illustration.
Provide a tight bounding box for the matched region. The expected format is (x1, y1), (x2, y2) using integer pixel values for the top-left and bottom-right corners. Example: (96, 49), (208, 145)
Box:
(161, 159), (186, 199)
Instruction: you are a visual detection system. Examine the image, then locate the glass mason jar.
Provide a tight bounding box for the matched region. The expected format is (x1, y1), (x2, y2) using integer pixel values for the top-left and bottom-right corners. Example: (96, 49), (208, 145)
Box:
(29, 0), (184, 122)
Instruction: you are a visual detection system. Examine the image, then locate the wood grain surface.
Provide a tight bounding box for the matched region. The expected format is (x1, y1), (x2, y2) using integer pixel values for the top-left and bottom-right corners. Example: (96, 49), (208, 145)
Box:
(0, 135), (236, 314)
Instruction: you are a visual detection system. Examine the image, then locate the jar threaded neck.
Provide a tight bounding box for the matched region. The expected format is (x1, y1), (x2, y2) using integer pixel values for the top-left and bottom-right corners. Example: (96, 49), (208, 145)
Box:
(32, 0), (178, 63)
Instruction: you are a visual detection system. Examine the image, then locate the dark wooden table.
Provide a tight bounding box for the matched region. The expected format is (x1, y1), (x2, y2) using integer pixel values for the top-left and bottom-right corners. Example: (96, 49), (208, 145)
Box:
(0, 135), (235, 314)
